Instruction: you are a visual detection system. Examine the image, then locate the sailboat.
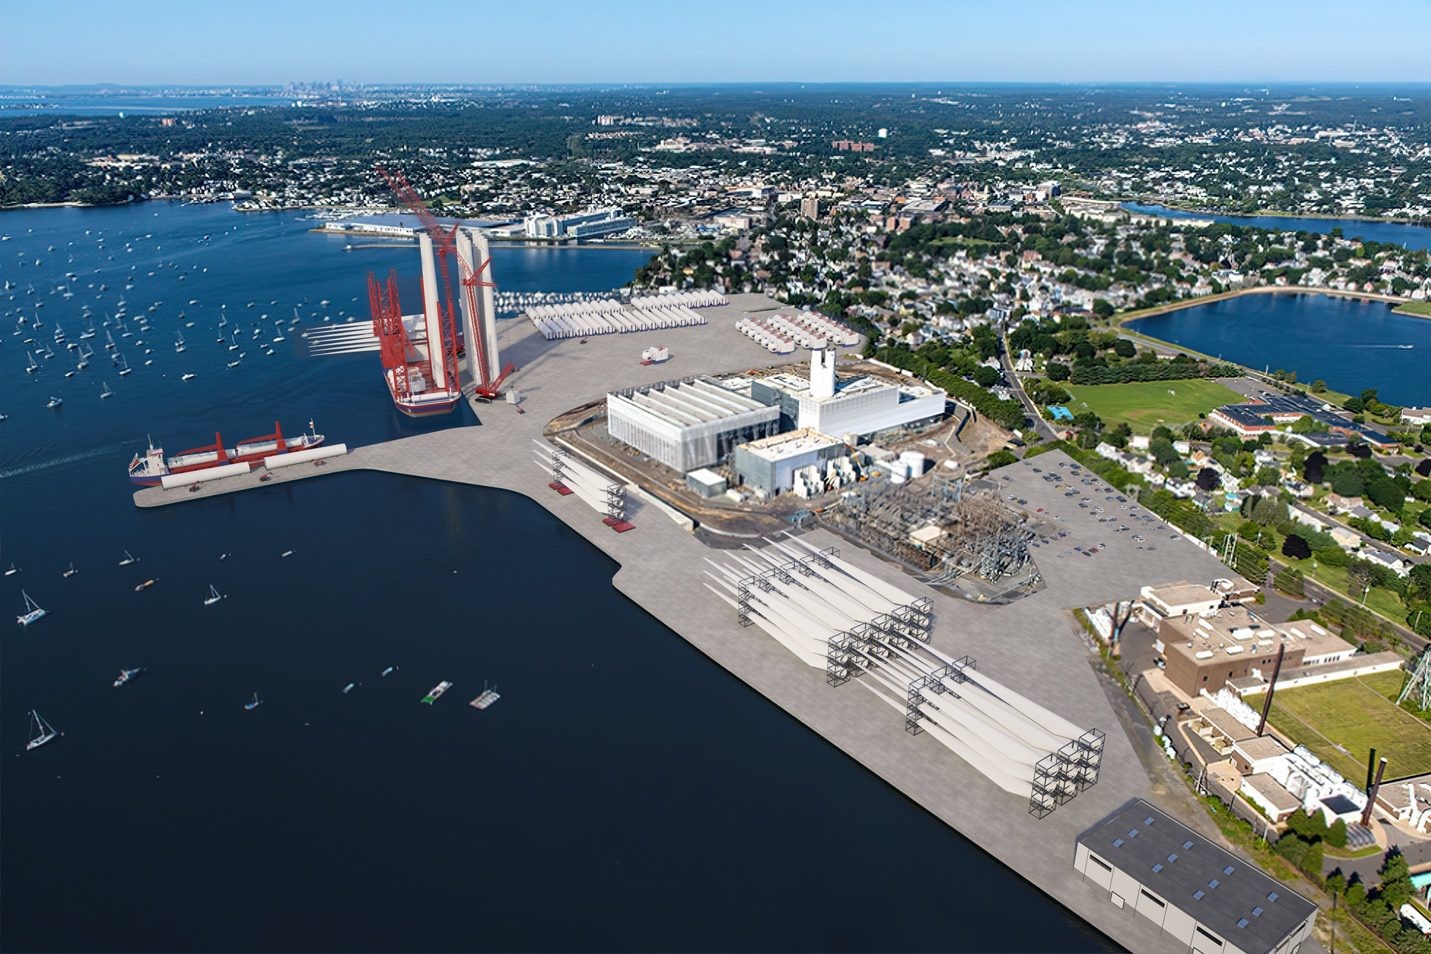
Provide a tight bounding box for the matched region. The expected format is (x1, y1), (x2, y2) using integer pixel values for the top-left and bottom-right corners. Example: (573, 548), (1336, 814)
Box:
(104, 328), (116, 351)
(16, 590), (46, 626)
(244, 692), (263, 711)
(26, 710), (59, 751)
(174, 332), (186, 353)
(118, 549), (138, 566)
(116, 354), (132, 377)
(46, 395), (63, 409)
(61, 562), (77, 578)
(203, 584), (224, 606)
(101, 381), (114, 399)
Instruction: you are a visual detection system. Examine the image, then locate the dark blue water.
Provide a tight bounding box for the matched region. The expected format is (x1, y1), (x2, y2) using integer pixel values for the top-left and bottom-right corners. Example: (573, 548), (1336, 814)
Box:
(1128, 292), (1431, 406)
(0, 203), (1108, 952)
(1123, 202), (1431, 251)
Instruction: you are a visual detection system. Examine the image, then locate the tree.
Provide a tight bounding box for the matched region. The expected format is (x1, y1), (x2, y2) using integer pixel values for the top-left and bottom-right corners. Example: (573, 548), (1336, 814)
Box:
(1331, 471), (1365, 498)
(1376, 850), (1413, 909)
(1283, 534), (1312, 560)
(1149, 436), (1180, 467)
(1255, 466), (1281, 487)
(1113, 338), (1136, 358)
(984, 449), (1018, 470)
(1046, 361), (1070, 381)
(1365, 477), (1405, 514)
(1092, 298), (1114, 319)
(1195, 467), (1220, 491)
(1303, 451), (1327, 484)
(1327, 818), (1348, 849)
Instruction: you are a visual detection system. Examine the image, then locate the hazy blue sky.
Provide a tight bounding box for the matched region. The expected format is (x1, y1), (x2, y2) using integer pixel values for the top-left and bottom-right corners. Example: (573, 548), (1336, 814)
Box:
(4, 0), (1430, 86)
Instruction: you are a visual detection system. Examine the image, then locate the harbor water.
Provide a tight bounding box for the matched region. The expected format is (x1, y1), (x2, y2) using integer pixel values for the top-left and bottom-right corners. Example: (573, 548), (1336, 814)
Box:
(0, 203), (1107, 952)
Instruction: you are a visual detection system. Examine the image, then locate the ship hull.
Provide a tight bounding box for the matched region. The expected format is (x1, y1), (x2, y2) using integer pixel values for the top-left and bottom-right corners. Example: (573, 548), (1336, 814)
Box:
(129, 433), (325, 484)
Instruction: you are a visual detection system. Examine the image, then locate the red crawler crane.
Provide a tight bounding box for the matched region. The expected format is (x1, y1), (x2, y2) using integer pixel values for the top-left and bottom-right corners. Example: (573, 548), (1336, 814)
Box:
(459, 253), (516, 399)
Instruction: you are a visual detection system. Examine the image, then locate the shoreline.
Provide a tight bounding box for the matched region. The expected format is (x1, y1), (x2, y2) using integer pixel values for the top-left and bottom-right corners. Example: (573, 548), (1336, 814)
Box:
(1115, 285), (1427, 326)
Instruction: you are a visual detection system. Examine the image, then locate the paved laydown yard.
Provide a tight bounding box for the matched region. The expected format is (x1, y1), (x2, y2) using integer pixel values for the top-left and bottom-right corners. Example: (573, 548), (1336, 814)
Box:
(1063, 379), (1243, 433)
(1245, 670), (1431, 781)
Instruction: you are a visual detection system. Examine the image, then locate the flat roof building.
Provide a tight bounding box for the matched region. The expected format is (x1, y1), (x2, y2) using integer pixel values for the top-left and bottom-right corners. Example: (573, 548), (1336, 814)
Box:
(1158, 606), (1354, 698)
(733, 427), (847, 496)
(750, 350), (945, 442)
(607, 377), (780, 473)
(1075, 799), (1317, 954)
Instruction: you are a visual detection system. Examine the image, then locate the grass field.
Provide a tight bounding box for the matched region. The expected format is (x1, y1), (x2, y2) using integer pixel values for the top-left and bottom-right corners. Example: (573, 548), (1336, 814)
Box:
(1393, 300), (1431, 317)
(1244, 670), (1431, 780)
(1062, 379), (1243, 433)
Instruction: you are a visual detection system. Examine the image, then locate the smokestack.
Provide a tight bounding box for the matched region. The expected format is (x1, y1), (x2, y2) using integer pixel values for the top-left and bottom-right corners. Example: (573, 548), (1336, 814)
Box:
(1361, 757), (1388, 827)
(1366, 747), (1378, 792)
(1256, 643), (1286, 737)
(809, 347), (836, 400)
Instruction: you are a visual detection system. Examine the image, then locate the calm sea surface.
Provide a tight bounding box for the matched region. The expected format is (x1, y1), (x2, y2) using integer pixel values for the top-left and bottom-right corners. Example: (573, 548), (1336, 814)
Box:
(1122, 202), (1431, 251)
(0, 203), (1108, 952)
(1127, 292), (1431, 407)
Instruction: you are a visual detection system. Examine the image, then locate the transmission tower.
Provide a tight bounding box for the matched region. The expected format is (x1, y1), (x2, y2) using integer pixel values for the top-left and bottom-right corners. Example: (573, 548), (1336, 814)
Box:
(1397, 651), (1431, 712)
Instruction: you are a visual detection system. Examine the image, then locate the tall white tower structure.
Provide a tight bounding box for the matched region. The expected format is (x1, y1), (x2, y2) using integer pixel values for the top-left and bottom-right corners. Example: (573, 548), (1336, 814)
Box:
(809, 347), (837, 400)
(417, 232), (446, 390)
(454, 228), (504, 392)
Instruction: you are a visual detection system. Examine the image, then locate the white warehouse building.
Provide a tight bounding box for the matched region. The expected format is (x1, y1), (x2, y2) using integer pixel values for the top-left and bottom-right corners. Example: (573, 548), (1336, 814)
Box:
(607, 377), (781, 473)
(751, 349), (946, 441)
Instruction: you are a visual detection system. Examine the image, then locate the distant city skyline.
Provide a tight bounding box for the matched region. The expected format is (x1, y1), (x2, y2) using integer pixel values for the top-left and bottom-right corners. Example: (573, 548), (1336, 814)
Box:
(5, 0), (1431, 86)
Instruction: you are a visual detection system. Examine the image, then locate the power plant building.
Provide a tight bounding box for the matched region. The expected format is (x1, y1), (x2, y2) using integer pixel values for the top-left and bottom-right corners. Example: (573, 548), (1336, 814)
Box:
(606, 378), (780, 473)
(751, 350), (946, 441)
(734, 428), (847, 496)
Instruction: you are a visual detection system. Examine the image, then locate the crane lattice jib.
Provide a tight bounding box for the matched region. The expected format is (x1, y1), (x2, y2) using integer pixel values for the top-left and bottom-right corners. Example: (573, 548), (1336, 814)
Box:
(367, 269), (410, 400)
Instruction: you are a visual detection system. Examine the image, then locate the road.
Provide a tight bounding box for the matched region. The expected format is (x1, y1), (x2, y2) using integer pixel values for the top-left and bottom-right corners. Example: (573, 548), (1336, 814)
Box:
(999, 333), (1058, 444)
(1266, 554), (1428, 652)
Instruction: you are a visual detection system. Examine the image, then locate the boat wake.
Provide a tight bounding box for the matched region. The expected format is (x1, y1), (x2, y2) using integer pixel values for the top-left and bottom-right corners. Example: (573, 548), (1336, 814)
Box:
(0, 440), (136, 480)
(1348, 343), (1414, 349)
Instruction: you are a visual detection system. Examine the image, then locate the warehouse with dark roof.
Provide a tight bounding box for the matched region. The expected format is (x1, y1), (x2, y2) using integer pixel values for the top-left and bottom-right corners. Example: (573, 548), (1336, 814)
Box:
(1074, 799), (1317, 954)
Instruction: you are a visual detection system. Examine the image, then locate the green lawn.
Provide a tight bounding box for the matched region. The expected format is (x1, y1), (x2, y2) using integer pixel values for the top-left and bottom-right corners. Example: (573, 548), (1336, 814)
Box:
(1062, 379), (1243, 433)
(1245, 670), (1431, 780)
(1392, 300), (1431, 317)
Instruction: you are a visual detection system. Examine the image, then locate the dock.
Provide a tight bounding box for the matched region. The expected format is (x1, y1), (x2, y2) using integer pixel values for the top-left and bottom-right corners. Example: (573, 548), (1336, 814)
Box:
(133, 293), (1243, 952)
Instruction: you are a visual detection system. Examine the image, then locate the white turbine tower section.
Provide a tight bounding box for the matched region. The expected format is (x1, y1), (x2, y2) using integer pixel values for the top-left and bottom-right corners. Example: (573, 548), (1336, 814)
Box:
(417, 232), (446, 390)
(473, 231), (501, 384)
(454, 228), (481, 391)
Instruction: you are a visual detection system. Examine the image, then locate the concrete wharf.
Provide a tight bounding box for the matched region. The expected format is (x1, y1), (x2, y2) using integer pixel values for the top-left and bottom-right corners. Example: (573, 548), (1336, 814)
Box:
(135, 293), (1269, 952)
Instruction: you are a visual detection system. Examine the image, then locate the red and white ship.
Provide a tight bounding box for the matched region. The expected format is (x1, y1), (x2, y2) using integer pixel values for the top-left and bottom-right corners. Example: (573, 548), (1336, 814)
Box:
(128, 419), (325, 485)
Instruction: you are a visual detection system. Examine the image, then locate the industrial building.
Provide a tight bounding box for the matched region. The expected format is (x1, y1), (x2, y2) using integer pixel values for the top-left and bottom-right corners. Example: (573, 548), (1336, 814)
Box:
(1075, 799), (1317, 954)
(733, 428), (848, 496)
(606, 377), (780, 473)
(1157, 606), (1360, 698)
(751, 349), (946, 441)
(523, 207), (636, 240)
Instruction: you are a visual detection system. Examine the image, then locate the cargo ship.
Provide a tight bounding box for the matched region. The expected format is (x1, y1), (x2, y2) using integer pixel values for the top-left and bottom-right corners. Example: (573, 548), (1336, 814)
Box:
(128, 419), (324, 485)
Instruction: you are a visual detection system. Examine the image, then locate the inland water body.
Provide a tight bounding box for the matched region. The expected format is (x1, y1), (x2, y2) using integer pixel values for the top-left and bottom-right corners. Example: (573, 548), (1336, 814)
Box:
(1122, 202), (1431, 251)
(0, 202), (1108, 952)
(1127, 292), (1431, 407)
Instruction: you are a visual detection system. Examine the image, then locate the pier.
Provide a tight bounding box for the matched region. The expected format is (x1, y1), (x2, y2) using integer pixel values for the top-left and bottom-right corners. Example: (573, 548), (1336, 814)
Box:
(135, 293), (1243, 952)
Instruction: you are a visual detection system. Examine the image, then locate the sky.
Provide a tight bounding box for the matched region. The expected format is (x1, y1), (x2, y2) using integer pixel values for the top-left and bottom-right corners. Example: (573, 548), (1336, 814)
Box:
(3, 0), (1430, 86)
